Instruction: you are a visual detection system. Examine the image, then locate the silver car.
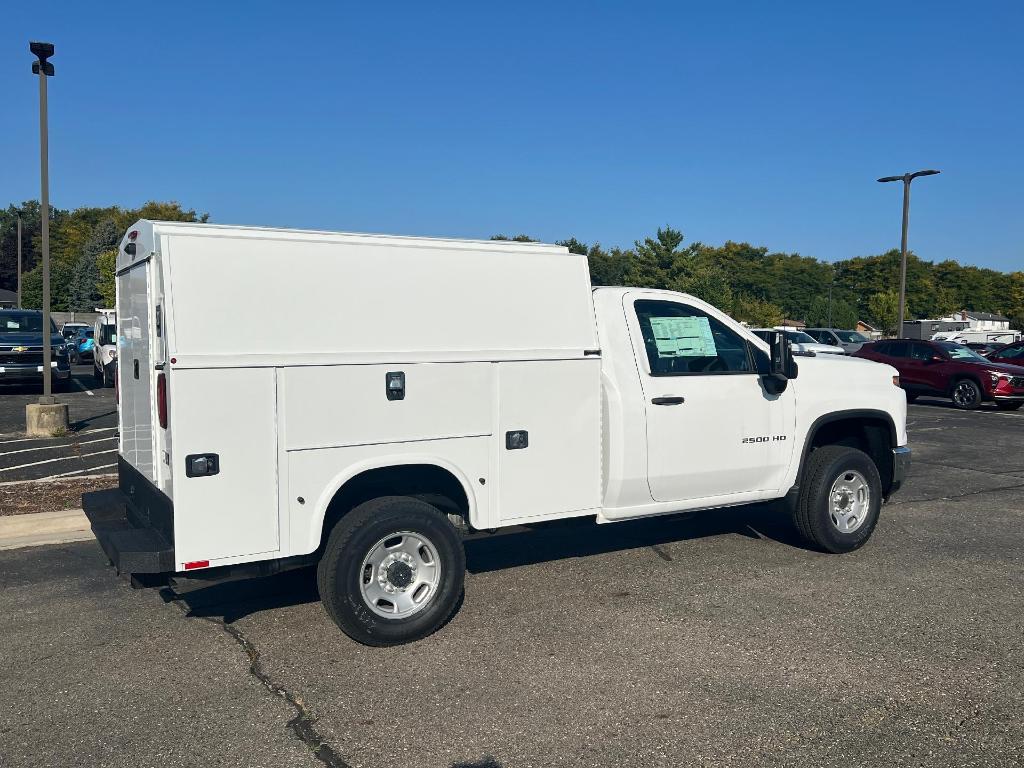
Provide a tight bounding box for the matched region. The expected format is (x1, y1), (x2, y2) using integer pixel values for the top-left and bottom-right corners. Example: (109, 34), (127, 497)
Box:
(804, 328), (871, 354)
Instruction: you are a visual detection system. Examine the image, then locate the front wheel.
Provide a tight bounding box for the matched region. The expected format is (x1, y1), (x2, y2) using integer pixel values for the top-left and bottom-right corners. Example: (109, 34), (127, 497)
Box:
(951, 379), (982, 410)
(317, 496), (465, 646)
(995, 401), (1023, 411)
(792, 445), (883, 553)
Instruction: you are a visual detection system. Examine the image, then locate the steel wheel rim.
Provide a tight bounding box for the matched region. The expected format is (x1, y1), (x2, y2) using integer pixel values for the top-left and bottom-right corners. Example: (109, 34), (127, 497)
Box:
(359, 530), (441, 619)
(828, 470), (870, 534)
(953, 382), (977, 407)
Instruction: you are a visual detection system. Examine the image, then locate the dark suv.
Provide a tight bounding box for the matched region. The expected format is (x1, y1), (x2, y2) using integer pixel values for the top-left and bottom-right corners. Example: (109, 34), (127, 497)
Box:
(854, 339), (1024, 410)
(0, 309), (71, 390)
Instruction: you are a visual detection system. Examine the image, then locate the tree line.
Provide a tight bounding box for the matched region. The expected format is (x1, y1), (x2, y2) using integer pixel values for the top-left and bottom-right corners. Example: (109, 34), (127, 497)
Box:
(496, 228), (1024, 333)
(1, 200), (1020, 334)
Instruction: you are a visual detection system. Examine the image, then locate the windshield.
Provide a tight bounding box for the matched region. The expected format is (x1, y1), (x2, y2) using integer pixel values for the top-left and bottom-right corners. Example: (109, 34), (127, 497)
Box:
(0, 312), (56, 335)
(834, 330), (868, 343)
(783, 330), (817, 344)
(936, 342), (988, 362)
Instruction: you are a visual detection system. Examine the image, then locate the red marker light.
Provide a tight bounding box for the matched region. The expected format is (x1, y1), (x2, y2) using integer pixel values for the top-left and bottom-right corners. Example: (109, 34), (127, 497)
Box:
(184, 560), (209, 570)
(128, 230), (138, 241)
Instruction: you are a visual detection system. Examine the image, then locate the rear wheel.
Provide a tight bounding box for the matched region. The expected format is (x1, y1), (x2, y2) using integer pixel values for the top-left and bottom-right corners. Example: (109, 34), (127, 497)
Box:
(951, 379), (982, 410)
(317, 496), (465, 646)
(793, 445), (882, 553)
(995, 401), (1023, 411)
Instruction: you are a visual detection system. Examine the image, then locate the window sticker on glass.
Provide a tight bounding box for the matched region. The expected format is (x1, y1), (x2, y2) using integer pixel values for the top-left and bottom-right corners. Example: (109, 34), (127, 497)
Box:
(649, 316), (718, 357)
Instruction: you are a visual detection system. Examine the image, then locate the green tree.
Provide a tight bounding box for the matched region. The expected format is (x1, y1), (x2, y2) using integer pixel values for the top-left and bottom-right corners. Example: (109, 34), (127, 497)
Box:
(868, 291), (900, 335)
(732, 294), (784, 327)
(95, 249), (117, 306)
(555, 237), (588, 255)
(625, 227), (685, 288)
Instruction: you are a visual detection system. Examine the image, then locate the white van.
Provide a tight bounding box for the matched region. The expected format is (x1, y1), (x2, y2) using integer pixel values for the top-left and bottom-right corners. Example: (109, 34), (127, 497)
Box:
(85, 221), (909, 646)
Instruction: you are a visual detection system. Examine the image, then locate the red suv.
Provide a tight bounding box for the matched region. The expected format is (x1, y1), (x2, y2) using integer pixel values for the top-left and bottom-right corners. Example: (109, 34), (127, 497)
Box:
(986, 340), (1024, 366)
(854, 339), (1024, 410)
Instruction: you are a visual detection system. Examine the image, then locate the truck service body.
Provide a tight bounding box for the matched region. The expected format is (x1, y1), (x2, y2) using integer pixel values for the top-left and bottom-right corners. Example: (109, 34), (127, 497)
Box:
(86, 221), (910, 645)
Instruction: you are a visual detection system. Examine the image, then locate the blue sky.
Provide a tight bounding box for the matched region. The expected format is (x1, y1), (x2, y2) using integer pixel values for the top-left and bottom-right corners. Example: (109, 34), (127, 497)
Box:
(2, 1), (1022, 271)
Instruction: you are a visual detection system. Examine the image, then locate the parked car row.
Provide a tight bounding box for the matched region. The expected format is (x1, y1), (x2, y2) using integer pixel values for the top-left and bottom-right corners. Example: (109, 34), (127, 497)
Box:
(854, 338), (1024, 411)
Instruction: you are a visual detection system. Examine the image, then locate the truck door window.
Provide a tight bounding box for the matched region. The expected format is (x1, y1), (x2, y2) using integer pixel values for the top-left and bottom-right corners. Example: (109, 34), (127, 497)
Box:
(634, 300), (753, 376)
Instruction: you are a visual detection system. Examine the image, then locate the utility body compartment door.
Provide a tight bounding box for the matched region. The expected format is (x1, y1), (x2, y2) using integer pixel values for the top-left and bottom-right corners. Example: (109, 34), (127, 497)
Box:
(170, 367), (280, 564)
(626, 293), (794, 503)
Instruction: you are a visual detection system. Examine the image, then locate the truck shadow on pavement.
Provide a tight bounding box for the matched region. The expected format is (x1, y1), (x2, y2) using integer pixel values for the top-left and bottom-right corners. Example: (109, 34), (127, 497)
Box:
(463, 502), (798, 573)
(164, 502), (799, 625)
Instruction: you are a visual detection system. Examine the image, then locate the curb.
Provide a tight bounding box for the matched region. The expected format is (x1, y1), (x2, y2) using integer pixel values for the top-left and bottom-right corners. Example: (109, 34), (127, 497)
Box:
(0, 508), (92, 551)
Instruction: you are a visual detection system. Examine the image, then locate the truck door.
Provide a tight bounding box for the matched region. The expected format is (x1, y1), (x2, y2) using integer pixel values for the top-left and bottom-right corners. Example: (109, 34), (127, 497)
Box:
(625, 293), (794, 503)
(117, 260), (156, 481)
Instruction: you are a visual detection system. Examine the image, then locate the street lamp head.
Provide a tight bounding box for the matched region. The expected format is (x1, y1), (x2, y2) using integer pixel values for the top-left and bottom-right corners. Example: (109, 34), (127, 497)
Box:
(910, 169), (941, 179)
(30, 41), (54, 60)
(30, 41), (55, 76)
(877, 175), (903, 183)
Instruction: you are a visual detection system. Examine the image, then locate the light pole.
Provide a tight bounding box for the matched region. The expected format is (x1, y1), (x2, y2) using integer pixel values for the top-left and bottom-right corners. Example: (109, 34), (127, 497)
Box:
(877, 169), (940, 337)
(16, 210), (23, 308)
(31, 41), (55, 401)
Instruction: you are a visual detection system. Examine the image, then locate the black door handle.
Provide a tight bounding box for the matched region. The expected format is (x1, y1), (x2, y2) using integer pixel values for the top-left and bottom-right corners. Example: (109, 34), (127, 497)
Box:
(651, 396), (685, 405)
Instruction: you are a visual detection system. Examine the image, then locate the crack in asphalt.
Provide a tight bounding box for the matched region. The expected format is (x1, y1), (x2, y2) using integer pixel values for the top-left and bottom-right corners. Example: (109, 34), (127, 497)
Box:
(165, 595), (351, 768)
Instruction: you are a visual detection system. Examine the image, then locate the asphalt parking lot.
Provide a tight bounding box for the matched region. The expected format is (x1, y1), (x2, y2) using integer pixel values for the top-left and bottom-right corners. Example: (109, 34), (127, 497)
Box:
(1, 401), (1022, 767)
(0, 364), (118, 482)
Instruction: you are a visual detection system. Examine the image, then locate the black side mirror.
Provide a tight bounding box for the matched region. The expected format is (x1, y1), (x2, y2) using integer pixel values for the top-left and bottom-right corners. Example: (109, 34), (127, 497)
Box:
(763, 331), (798, 394)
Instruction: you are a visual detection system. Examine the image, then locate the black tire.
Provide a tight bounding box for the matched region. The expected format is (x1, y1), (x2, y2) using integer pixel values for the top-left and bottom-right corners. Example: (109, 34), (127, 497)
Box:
(995, 401), (1023, 411)
(94, 363), (104, 382)
(793, 445), (883, 554)
(103, 367), (114, 388)
(950, 378), (982, 410)
(317, 496), (465, 646)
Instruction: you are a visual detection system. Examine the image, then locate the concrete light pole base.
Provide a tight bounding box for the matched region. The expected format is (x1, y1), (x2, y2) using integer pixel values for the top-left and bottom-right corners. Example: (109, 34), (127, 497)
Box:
(26, 402), (69, 437)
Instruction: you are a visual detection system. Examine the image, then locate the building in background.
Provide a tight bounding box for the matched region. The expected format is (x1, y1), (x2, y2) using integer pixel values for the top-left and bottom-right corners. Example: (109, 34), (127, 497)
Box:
(939, 311), (1011, 332)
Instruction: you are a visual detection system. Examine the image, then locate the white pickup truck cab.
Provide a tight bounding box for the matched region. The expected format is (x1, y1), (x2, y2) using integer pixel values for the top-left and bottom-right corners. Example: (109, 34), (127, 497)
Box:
(85, 221), (910, 646)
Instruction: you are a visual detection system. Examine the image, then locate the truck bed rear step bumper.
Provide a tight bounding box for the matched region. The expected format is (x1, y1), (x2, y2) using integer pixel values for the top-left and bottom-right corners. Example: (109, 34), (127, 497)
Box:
(82, 488), (175, 574)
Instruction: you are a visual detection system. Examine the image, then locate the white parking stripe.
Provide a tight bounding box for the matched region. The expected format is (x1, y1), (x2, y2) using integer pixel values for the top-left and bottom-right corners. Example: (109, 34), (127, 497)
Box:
(0, 435), (117, 458)
(45, 463), (117, 479)
(73, 378), (95, 397)
(0, 426), (117, 446)
(0, 449), (115, 473)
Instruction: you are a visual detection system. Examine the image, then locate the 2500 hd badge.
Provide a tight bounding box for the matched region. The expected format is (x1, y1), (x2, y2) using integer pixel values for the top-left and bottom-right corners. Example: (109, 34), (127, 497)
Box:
(741, 435), (788, 443)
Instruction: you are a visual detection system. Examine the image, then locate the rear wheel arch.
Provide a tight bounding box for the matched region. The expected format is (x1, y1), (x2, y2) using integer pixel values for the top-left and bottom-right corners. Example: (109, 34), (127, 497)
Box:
(315, 458), (477, 553)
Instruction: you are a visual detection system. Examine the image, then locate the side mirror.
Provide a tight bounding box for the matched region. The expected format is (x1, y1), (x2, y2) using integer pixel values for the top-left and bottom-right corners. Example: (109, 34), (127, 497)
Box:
(763, 331), (798, 394)
(770, 332), (798, 378)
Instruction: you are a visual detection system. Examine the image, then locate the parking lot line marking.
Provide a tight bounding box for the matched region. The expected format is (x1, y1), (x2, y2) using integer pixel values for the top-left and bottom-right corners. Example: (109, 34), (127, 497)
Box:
(45, 463), (117, 479)
(72, 378), (95, 396)
(0, 426), (117, 447)
(0, 435), (117, 458)
(0, 449), (115, 473)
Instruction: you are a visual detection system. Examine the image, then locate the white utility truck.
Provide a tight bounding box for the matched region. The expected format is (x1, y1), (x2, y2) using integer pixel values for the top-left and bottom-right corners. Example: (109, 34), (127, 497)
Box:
(85, 221), (910, 646)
